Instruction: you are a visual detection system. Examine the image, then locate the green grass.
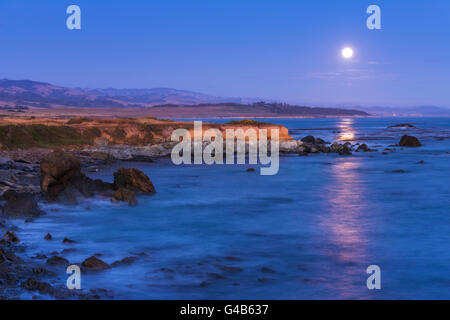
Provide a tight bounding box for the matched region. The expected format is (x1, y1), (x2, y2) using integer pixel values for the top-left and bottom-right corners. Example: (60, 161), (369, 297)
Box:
(0, 124), (101, 150)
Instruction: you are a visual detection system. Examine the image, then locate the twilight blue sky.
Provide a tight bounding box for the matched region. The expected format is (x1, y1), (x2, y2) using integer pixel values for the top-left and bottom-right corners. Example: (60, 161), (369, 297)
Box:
(0, 0), (449, 107)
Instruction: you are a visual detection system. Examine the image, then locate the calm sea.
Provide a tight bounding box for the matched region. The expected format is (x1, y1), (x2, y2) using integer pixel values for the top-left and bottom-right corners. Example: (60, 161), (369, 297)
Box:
(15, 117), (450, 299)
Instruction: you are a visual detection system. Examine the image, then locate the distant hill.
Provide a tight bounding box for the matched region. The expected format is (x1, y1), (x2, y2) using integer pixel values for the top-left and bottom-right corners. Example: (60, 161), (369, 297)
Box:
(0, 79), (258, 108)
(333, 104), (450, 116)
(144, 102), (369, 118)
(0, 78), (369, 117)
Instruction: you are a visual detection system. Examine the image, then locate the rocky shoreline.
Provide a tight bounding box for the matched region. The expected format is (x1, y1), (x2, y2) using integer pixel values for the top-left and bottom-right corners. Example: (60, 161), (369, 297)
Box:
(0, 127), (424, 299)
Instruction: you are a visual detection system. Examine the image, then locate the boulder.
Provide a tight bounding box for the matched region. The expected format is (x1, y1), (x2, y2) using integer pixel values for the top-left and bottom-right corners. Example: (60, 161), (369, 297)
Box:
(81, 256), (111, 271)
(301, 135), (315, 144)
(1, 231), (19, 243)
(21, 278), (53, 295)
(112, 188), (137, 206)
(330, 143), (352, 155)
(44, 233), (52, 240)
(1, 191), (43, 219)
(40, 150), (114, 203)
(62, 237), (76, 244)
(399, 135), (421, 147)
(113, 168), (156, 194)
(356, 144), (369, 152)
(46, 256), (69, 266)
(315, 138), (327, 145)
(279, 141), (298, 153)
(388, 123), (415, 128)
(40, 150), (81, 197)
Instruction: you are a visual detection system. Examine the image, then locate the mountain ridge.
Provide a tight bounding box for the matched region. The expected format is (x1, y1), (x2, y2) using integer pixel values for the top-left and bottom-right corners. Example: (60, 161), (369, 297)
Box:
(0, 78), (369, 117)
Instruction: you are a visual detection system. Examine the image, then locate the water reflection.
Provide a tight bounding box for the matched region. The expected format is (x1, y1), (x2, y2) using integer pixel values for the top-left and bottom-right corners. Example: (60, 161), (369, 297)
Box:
(320, 157), (372, 299)
(337, 118), (356, 141)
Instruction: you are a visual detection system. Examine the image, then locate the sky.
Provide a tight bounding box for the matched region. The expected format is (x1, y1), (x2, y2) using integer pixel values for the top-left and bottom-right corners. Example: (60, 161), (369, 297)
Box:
(0, 0), (449, 107)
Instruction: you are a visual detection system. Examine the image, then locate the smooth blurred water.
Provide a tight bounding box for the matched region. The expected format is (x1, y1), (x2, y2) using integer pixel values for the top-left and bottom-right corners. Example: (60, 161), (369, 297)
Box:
(15, 117), (450, 299)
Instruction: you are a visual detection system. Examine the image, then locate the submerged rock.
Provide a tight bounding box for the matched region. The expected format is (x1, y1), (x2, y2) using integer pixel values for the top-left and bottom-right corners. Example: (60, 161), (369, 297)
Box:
(44, 233), (52, 240)
(111, 256), (138, 267)
(62, 237), (76, 244)
(399, 135), (421, 147)
(82, 256), (111, 271)
(1, 231), (20, 243)
(46, 256), (69, 266)
(0, 191), (43, 220)
(21, 278), (53, 295)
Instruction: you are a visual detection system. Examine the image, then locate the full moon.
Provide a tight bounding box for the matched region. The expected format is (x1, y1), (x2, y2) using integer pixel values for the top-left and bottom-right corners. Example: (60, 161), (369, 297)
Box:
(342, 47), (353, 59)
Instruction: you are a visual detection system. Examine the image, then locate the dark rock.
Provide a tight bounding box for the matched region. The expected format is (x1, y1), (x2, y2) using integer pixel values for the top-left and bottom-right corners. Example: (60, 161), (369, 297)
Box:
(46, 256), (69, 266)
(301, 135), (315, 144)
(388, 123), (415, 128)
(1, 231), (19, 243)
(1, 191), (43, 220)
(314, 138), (327, 145)
(44, 233), (52, 240)
(62, 237), (76, 244)
(246, 168), (256, 172)
(112, 188), (137, 206)
(356, 144), (369, 152)
(399, 135), (421, 147)
(40, 150), (81, 198)
(330, 142), (352, 155)
(317, 144), (330, 153)
(1, 246), (19, 264)
(21, 278), (53, 294)
(40, 150), (113, 204)
(111, 256), (138, 267)
(113, 168), (156, 194)
(417, 160), (425, 164)
(392, 169), (406, 173)
(32, 267), (48, 275)
(81, 256), (111, 271)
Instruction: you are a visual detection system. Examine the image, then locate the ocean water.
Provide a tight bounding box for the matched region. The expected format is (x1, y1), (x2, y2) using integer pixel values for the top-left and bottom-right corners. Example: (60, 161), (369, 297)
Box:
(14, 117), (450, 299)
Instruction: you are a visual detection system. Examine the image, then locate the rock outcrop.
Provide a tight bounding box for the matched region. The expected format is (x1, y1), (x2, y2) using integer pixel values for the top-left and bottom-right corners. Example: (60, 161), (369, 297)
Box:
(113, 168), (156, 194)
(81, 256), (111, 271)
(399, 135), (421, 147)
(40, 150), (114, 204)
